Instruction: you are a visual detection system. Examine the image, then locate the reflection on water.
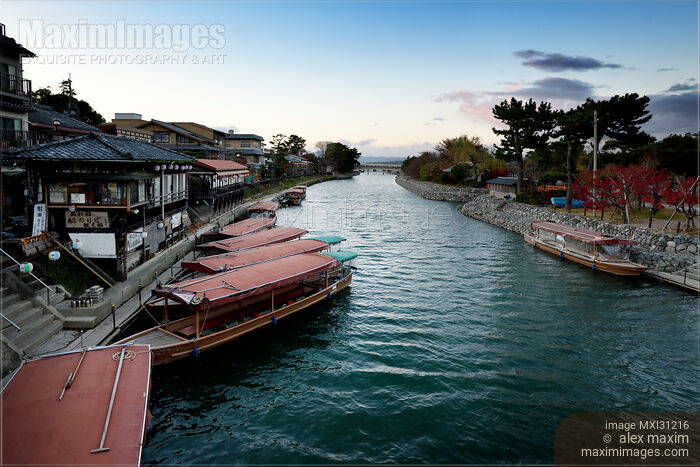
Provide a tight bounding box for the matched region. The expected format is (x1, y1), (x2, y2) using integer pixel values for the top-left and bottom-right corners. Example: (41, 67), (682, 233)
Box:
(143, 173), (698, 464)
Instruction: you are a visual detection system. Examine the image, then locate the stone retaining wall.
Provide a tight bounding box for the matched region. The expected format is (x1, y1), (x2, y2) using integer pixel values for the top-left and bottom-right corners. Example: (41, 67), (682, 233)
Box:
(461, 195), (698, 273)
(394, 173), (698, 273)
(395, 173), (487, 202)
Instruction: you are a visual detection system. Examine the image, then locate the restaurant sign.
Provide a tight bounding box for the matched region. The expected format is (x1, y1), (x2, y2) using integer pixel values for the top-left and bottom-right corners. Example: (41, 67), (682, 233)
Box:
(65, 210), (110, 229)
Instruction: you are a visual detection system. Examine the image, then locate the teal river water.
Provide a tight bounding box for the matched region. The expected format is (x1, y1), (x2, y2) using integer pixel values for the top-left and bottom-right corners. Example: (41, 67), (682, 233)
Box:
(143, 173), (698, 464)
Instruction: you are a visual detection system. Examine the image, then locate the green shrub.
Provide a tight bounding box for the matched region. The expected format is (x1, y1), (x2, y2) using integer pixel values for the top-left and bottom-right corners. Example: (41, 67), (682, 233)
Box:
(419, 162), (442, 181)
(450, 163), (472, 184)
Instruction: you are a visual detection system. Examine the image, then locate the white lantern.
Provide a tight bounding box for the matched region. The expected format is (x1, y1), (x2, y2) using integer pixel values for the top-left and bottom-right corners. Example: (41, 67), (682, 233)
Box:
(72, 239), (81, 250)
(140, 231), (148, 239)
(19, 262), (33, 273)
(48, 250), (61, 261)
(157, 221), (164, 229)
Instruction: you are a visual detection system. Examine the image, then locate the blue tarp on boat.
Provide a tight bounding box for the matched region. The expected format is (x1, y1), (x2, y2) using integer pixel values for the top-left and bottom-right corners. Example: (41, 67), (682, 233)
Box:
(551, 197), (584, 208)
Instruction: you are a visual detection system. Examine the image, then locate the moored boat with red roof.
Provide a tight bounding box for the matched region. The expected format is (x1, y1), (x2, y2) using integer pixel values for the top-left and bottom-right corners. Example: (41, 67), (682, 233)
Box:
(1, 344), (151, 466)
(201, 217), (276, 241)
(115, 252), (354, 365)
(182, 238), (331, 274)
(247, 201), (279, 219)
(197, 226), (307, 254)
(524, 221), (647, 275)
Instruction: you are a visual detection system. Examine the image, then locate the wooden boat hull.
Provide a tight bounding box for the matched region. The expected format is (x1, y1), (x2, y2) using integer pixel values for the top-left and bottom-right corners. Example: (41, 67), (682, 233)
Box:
(118, 272), (352, 365)
(524, 233), (647, 276)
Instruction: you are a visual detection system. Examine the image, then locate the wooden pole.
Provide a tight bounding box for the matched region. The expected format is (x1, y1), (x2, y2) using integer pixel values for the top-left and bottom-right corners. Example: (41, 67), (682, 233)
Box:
(662, 176), (699, 231)
(271, 289), (275, 312)
(42, 231), (113, 288)
(164, 299), (169, 324)
(195, 309), (199, 340)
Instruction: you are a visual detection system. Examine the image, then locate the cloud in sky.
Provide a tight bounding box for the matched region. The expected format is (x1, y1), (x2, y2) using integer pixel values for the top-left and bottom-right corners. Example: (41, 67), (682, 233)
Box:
(514, 49), (622, 72)
(433, 117), (444, 121)
(339, 138), (377, 147)
(513, 77), (593, 101)
(645, 90), (698, 137)
(657, 67), (675, 72)
(435, 77), (596, 124)
(358, 141), (434, 159)
(664, 80), (698, 93)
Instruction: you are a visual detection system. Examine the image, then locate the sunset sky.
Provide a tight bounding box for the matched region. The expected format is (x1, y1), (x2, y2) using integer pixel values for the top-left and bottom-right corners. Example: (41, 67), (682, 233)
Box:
(4, 1), (698, 158)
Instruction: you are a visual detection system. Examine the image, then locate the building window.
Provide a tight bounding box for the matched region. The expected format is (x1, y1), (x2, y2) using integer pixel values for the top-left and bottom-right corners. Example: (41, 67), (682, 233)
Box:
(240, 141), (251, 148)
(153, 132), (169, 143)
(48, 182), (125, 205)
(176, 135), (193, 144)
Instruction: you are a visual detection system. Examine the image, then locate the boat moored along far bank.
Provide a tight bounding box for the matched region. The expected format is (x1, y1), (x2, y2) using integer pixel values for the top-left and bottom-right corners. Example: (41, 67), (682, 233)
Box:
(115, 253), (354, 365)
(524, 221), (647, 275)
(2, 344), (152, 466)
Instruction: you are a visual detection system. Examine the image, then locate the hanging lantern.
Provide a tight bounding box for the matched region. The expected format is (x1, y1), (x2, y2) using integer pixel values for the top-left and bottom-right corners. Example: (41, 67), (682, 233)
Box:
(19, 263), (33, 274)
(157, 221), (165, 229)
(72, 239), (81, 250)
(182, 213), (188, 221)
(48, 250), (61, 261)
(140, 231), (148, 239)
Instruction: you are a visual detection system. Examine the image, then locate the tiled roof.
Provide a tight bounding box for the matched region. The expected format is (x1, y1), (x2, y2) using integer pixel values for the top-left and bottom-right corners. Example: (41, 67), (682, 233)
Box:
(487, 177), (518, 186)
(29, 104), (103, 132)
(225, 133), (264, 141)
(223, 148), (264, 156)
(285, 155), (311, 164)
(0, 34), (35, 57)
(4, 132), (196, 162)
(147, 120), (214, 143)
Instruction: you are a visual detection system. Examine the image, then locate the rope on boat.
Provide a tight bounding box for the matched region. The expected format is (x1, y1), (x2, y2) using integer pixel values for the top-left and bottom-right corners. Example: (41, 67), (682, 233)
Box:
(112, 349), (137, 361)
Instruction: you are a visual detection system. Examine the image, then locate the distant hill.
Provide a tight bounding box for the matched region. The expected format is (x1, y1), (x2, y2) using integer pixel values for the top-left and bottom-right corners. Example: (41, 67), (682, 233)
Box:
(358, 157), (403, 165)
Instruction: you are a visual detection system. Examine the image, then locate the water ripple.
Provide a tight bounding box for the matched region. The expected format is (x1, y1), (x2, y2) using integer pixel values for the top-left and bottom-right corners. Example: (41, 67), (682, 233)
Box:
(143, 174), (699, 465)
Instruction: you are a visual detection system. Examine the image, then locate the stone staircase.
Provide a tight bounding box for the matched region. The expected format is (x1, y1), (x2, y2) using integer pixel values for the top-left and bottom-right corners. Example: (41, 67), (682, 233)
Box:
(1, 284), (65, 356)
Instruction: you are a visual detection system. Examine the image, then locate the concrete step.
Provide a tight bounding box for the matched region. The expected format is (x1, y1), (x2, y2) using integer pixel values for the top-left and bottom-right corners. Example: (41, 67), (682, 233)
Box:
(1, 307), (43, 337)
(0, 292), (21, 309)
(18, 319), (64, 354)
(684, 271), (700, 282)
(36, 291), (65, 307)
(1, 299), (32, 320)
(11, 313), (58, 349)
(64, 315), (99, 329)
(57, 304), (105, 318)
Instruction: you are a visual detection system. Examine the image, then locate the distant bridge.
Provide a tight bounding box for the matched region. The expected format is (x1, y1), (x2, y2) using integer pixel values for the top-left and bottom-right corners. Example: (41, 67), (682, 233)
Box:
(358, 163), (401, 174)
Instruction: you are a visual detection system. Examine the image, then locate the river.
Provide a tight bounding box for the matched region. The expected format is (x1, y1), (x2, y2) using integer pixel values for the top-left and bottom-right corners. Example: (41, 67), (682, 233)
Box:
(143, 173), (698, 464)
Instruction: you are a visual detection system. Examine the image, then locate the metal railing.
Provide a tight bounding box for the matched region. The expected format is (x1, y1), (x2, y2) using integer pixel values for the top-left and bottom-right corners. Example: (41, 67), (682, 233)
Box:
(0, 247), (58, 318)
(0, 71), (32, 99)
(0, 129), (42, 149)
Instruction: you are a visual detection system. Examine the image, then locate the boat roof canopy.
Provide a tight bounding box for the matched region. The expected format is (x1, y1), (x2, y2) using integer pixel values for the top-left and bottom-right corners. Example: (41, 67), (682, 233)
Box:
(248, 201), (279, 212)
(532, 221), (637, 245)
(182, 239), (329, 274)
(306, 235), (346, 244)
(219, 217), (274, 237)
(322, 251), (358, 262)
(154, 253), (340, 307)
(198, 227), (308, 253)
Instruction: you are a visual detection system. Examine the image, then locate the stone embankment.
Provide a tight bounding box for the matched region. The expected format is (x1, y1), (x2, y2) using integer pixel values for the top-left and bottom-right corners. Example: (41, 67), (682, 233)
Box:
(395, 173), (486, 202)
(395, 173), (698, 274)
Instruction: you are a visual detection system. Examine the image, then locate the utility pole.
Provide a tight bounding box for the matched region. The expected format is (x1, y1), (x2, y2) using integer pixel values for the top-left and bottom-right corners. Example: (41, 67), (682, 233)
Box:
(592, 110), (598, 216)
